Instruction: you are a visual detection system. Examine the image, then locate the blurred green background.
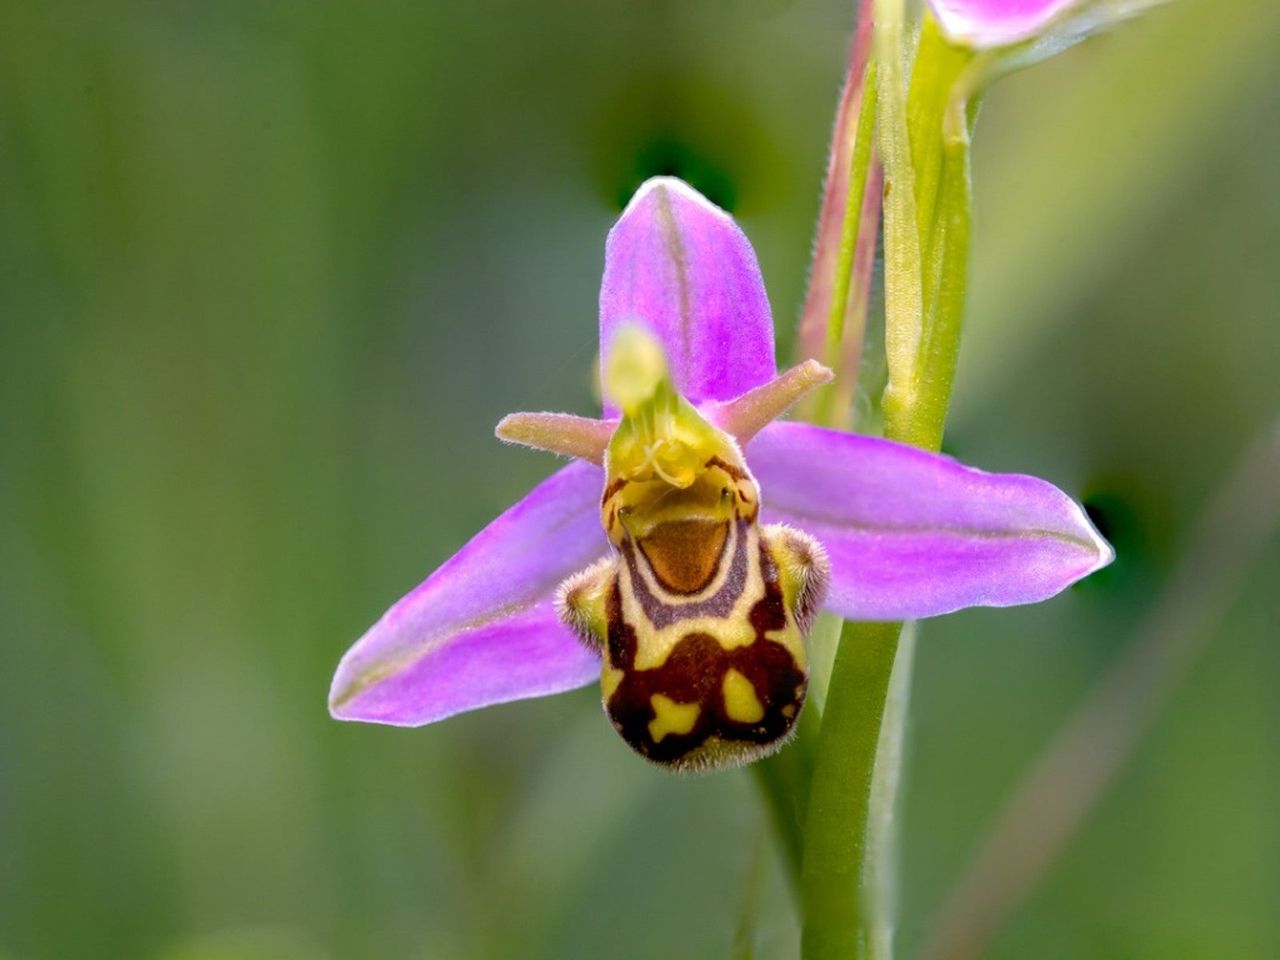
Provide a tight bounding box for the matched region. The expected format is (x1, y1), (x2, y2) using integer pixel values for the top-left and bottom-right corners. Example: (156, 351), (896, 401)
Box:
(2, 1), (1278, 958)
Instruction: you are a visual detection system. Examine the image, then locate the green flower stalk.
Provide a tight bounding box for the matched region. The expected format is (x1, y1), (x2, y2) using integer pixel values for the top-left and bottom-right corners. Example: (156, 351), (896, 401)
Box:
(794, 0), (1166, 956)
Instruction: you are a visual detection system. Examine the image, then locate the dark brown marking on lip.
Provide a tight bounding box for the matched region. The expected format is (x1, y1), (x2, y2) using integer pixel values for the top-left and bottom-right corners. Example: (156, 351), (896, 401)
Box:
(621, 518), (748, 628)
(705, 455), (757, 521)
(637, 519), (729, 595)
(749, 543), (787, 635)
(601, 478), (629, 508)
(605, 537), (805, 767)
(705, 455), (749, 482)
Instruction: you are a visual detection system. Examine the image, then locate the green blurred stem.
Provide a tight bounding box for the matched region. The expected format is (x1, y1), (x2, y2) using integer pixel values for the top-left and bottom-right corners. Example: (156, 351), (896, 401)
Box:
(751, 701), (821, 888)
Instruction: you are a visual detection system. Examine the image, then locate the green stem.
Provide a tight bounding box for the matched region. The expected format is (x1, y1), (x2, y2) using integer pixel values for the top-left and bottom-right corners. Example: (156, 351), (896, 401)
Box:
(797, 2), (876, 370)
(886, 133), (971, 451)
(753, 40), (881, 882)
(800, 16), (984, 960)
(873, 0), (925, 428)
(866, 621), (917, 960)
(800, 621), (903, 959)
(919, 142), (972, 449)
(799, 58), (882, 430)
(889, 53), (983, 451)
(823, 62), (879, 368)
(908, 18), (972, 257)
(828, 166), (883, 432)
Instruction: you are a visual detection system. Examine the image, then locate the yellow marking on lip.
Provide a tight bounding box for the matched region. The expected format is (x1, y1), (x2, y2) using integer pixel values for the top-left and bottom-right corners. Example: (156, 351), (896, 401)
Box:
(601, 663), (625, 700)
(648, 694), (700, 743)
(623, 609), (760, 670)
(722, 668), (765, 724)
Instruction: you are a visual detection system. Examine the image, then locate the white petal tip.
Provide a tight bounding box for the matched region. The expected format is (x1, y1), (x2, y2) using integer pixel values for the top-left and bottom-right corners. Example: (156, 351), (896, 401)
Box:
(622, 176), (727, 220)
(1076, 500), (1117, 573)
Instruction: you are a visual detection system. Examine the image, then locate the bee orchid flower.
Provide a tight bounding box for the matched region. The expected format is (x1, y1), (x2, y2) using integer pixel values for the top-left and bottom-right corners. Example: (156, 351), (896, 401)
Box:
(329, 178), (1112, 770)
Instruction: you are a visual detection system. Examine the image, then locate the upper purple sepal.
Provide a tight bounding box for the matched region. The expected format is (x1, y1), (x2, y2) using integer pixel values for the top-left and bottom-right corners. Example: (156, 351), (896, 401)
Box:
(749, 421), (1112, 620)
(599, 178), (777, 414)
(329, 462), (607, 726)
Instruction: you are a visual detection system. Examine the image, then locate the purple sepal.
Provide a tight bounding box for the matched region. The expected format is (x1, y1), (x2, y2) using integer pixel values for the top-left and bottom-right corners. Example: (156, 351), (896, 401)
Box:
(599, 178), (777, 413)
(749, 421), (1113, 620)
(330, 462), (607, 726)
(331, 601), (599, 726)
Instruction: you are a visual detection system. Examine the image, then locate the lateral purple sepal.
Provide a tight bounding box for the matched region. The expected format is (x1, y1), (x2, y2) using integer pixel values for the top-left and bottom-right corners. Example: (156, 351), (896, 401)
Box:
(929, 0), (1079, 47)
(749, 421), (1113, 620)
(331, 602), (599, 726)
(599, 177), (777, 413)
(329, 462), (607, 726)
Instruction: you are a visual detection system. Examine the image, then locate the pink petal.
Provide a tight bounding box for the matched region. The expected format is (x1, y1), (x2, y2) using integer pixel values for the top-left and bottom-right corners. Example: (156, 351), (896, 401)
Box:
(749, 421), (1112, 620)
(929, 0), (1079, 47)
(330, 462), (608, 726)
(600, 178), (777, 413)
